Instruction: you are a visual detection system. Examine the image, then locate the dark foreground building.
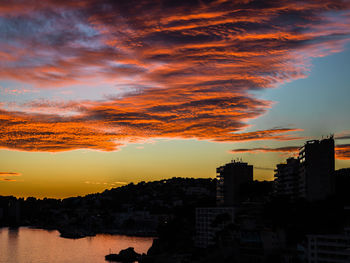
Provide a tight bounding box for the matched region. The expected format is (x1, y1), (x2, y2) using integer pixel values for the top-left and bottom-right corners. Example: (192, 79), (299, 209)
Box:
(274, 157), (300, 200)
(299, 136), (335, 201)
(216, 161), (253, 206)
(274, 136), (335, 201)
(196, 160), (253, 248)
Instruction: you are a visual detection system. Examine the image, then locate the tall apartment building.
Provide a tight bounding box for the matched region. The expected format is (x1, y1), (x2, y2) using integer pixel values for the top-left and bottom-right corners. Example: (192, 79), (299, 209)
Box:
(274, 136), (335, 201)
(274, 157), (300, 199)
(216, 161), (253, 206)
(299, 136), (335, 201)
(195, 160), (253, 248)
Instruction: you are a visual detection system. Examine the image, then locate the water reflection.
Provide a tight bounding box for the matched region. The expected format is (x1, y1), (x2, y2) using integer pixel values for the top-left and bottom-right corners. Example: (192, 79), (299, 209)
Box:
(7, 228), (19, 263)
(8, 227), (19, 244)
(0, 227), (154, 263)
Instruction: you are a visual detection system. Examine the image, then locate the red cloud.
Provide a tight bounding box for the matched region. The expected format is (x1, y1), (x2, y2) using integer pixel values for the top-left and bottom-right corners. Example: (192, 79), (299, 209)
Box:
(0, 0), (349, 89)
(0, 1), (350, 151)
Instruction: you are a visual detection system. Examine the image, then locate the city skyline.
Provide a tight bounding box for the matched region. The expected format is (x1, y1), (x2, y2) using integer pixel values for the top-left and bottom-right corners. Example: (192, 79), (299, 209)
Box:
(1, 0), (350, 198)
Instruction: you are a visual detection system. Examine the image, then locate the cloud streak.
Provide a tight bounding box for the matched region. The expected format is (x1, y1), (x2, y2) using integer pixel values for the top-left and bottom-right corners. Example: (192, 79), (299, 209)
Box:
(230, 144), (350, 160)
(0, 0), (350, 151)
(0, 172), (21, 182)
(0, 178), (17, 182)
(0, 109), (121, 152)
(0, 172), (21, 177)
(231, 146), (300, 153)
(335, 144), (350, 160)
(0, 104), (301, 151)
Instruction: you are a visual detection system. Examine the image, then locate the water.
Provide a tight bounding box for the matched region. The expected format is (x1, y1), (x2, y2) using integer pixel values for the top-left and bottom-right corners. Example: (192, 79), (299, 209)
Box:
(0, 227), (154, 263)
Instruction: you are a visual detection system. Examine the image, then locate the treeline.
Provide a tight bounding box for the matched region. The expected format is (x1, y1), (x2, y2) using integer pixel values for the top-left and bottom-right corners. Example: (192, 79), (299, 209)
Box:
(0, 177), (217, 231)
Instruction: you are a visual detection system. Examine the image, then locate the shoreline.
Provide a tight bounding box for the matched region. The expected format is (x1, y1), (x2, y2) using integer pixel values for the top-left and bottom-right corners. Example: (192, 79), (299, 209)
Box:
(0, 225), (157, 239)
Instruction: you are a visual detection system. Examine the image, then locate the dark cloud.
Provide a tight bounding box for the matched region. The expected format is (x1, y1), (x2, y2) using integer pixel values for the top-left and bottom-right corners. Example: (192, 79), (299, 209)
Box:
(230, 144), (350, 160)
(335, 132), (350, 140)
(230, 146), (300, 153)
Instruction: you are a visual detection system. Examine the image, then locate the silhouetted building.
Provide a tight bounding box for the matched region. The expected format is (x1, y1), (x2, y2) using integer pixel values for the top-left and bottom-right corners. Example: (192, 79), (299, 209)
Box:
(299, 136), (335, 201)
(307, 228), (350, 263)
(195, 161), (249, 248)
(195, 207), (235, 248)
(274, 157), (300, 199)
(217, 161), (253, 206)
(334, 168), (350, 203)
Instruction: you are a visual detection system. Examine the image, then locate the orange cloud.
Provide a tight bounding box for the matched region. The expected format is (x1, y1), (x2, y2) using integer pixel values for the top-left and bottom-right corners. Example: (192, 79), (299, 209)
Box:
(0, 172), (22, 177)
(0, 172), (21, 182)
(335, 144), (350, 160)
(0, 178), (17, 182)
(0, 95), (301, 152)
(0, 1), (350, 151)
(0, 109), (122, 152)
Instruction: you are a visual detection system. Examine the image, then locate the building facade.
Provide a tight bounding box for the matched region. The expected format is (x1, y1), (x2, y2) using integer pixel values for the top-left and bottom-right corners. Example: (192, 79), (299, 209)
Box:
(274, 136), (335, 201)
(274, 157), (300, 200)
(299, 136), (335, 201)
(216, 161), (253, 206)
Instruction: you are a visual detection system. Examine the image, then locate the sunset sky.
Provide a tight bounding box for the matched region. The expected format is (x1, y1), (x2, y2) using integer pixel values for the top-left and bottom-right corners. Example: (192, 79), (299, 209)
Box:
(1, 0), (350, 198)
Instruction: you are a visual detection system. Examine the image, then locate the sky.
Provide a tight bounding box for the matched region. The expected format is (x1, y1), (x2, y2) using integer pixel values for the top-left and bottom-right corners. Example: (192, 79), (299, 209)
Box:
(1, 0), (350, 198)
